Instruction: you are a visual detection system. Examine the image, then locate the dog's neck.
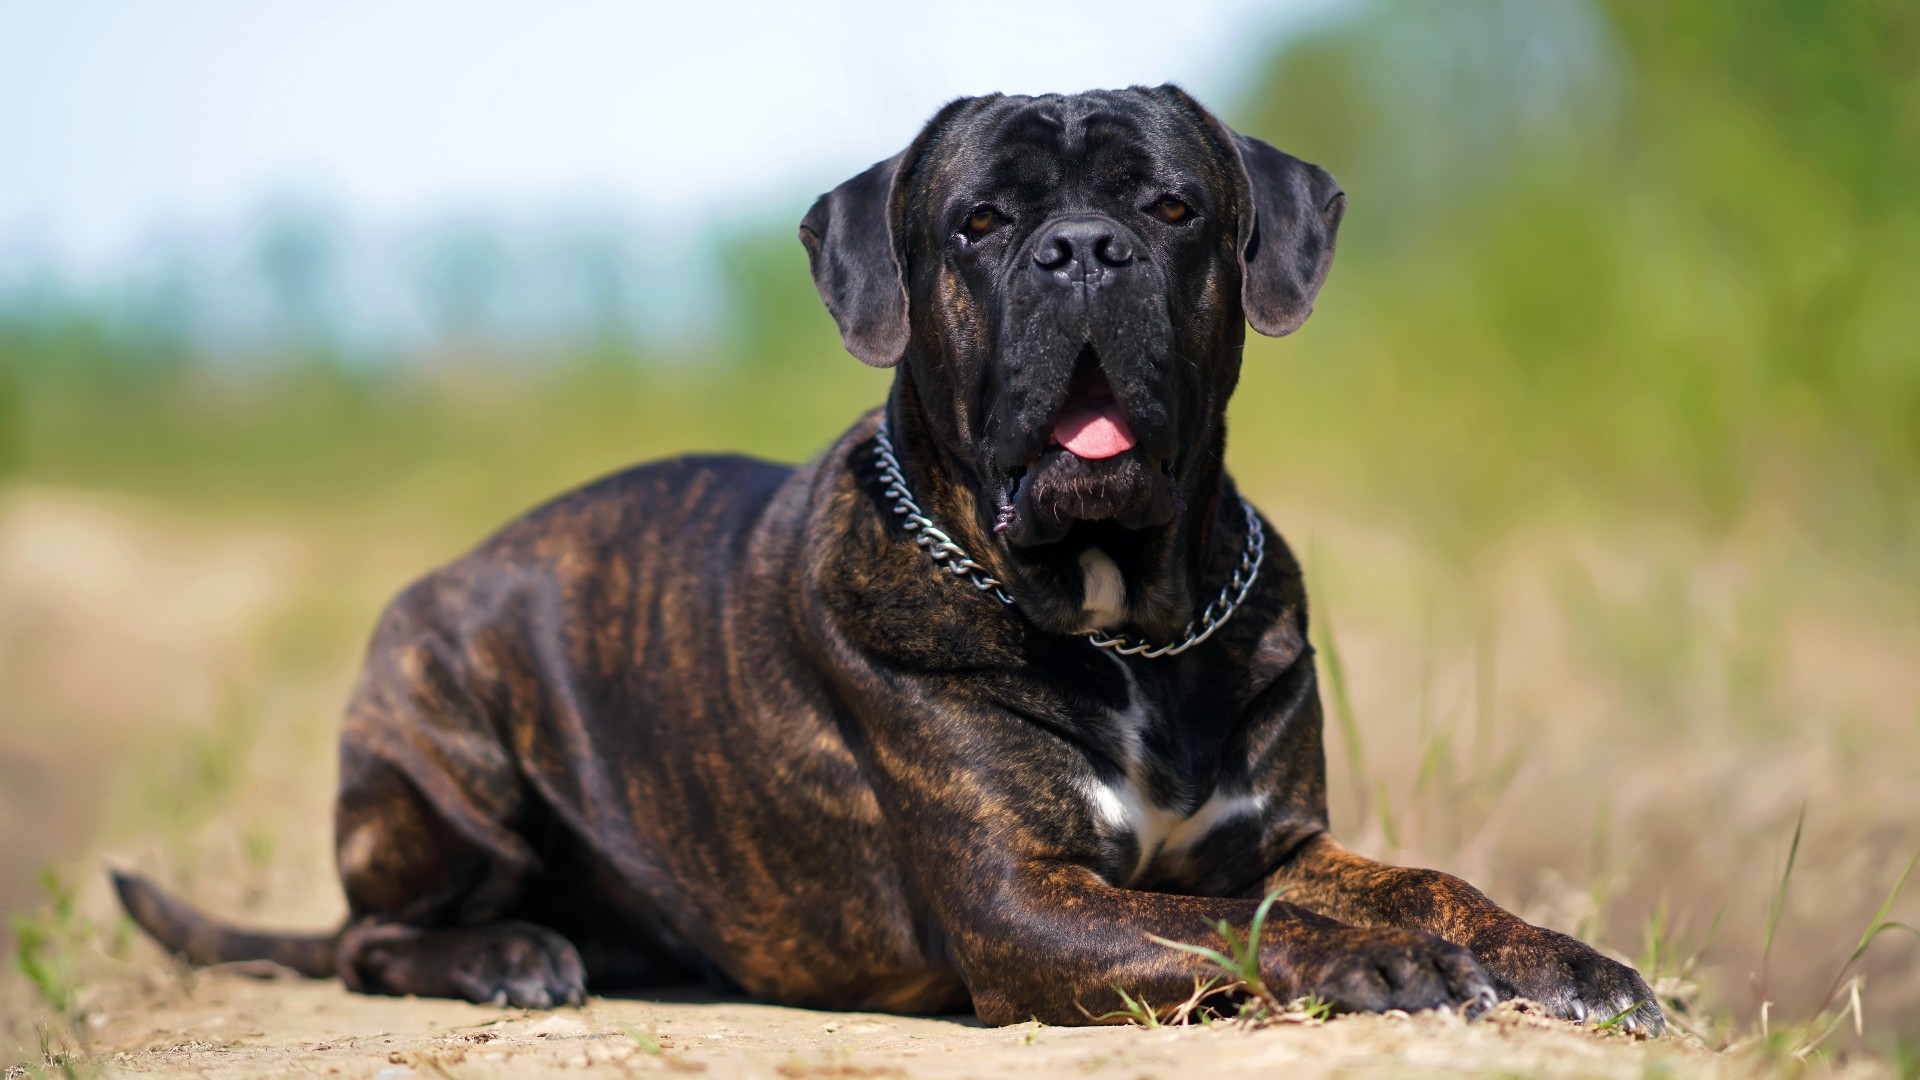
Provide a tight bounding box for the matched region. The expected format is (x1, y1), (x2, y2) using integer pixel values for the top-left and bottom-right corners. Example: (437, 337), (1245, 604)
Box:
(882, 370), (1235, 644)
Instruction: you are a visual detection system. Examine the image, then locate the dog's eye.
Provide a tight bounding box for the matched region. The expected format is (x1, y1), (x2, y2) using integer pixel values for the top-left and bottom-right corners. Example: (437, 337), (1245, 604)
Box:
(962, 206), (1003, 239)
(1151, 196), (1191, 224)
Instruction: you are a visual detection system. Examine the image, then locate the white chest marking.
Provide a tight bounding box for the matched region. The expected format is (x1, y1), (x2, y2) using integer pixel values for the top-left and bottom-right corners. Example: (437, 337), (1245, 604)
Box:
(1077, 661), (1267, 882)
(1078, 547), (1127, 630)
(1084, 778), (1267, 882)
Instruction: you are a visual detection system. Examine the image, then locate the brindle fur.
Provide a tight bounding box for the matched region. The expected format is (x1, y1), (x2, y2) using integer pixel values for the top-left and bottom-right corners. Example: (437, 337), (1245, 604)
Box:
(115, 85), (1662, 1033)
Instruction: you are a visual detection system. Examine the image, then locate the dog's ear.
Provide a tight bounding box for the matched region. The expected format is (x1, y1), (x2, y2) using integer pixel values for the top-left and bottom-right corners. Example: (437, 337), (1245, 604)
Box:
(1158, 85), (1346, 338)
(799, 151), (910, 367)
(1227, 132), (1346, 337)
(800, 97), (986, 367)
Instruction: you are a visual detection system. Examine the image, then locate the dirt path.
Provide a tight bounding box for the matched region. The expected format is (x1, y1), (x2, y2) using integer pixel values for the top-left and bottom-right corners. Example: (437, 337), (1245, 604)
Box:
(56, 970), (1744, 1080)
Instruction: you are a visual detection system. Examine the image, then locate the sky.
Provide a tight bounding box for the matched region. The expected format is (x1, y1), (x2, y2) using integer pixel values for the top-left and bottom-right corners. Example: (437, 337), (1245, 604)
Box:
(0, 0), (1325, 275)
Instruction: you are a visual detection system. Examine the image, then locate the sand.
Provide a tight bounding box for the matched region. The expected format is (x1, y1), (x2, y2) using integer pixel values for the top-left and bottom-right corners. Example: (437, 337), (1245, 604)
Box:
(61, 968), (1740, 1080)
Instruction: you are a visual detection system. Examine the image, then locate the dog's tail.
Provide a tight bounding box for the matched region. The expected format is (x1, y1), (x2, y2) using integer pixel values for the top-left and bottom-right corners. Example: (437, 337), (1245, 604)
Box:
(111, 870), (339, 979)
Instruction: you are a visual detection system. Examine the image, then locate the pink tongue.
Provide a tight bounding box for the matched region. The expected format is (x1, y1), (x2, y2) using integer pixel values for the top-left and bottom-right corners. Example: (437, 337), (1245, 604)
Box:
(1052, 403), (1137, 459)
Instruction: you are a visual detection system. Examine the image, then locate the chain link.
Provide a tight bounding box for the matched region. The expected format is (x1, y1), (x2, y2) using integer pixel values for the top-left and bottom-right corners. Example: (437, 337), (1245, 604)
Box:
(1082, 503), (1263, 658)
(872, 419), (1016, 605)
(872, 418), (1262, 659)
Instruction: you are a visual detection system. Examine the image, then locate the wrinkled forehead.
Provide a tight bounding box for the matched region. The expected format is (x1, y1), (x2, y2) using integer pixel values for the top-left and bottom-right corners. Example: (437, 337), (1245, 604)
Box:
(916, 91), (1229, 210)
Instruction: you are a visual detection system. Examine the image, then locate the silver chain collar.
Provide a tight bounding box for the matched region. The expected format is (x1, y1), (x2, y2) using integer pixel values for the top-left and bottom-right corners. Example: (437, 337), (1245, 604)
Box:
(871, 418), (1264, 659)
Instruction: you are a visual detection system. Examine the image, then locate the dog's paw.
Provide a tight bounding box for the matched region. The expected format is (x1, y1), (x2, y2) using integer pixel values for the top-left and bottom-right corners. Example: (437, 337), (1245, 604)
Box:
(1295, 927), (1497, 1018)
(445, 922), (588, 1010)
(1475, 925), (1664, 1035)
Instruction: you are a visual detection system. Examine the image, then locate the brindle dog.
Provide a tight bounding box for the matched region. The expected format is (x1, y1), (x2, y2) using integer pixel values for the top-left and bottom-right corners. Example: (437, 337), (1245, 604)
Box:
(115, 85), (1663, 1033)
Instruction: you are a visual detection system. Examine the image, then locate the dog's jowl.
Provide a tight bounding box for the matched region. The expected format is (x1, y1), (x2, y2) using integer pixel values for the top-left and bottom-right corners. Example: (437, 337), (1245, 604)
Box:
(115, 86), (1663, 1033)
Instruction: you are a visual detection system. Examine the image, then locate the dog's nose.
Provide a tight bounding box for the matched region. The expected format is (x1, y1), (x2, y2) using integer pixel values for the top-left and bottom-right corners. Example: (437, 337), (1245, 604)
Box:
(1031, 217), (1134, 277)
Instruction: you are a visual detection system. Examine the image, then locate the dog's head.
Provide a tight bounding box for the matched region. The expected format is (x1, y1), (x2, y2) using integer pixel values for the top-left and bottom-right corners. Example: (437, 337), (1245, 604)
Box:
(802, 85), (1343, 635)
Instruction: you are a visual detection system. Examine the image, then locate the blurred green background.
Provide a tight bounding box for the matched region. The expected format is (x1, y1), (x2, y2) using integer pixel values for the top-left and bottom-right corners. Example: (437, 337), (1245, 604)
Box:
(3, 0), (1917, 1065)
(4, 0), (1916, 566)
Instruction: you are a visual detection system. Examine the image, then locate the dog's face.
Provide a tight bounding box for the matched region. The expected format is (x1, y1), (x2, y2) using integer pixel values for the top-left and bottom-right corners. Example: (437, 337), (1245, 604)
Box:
(802, 86), (1343, 626)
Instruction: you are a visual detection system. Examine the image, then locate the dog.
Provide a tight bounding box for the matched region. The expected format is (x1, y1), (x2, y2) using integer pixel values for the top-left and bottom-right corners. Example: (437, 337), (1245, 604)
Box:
(115, 85), (1663, 1033)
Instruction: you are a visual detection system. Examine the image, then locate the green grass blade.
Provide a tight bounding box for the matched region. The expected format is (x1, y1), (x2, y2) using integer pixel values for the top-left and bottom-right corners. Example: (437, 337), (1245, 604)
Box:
(1146, 934), (1238, 974)
(1595, 999), (1645, 1032)
(1246, 885), (1290, 956)
(1759, 804), (1805, 1003)
(1682, 906), (1725, 981)
(1116, 985), (1158, 1027)
(1861, 921), (1918, 947)
(1214, 919), (1246, 961)
(1849, 850), (1920, 964)
(1813, 847), (1920, 1017)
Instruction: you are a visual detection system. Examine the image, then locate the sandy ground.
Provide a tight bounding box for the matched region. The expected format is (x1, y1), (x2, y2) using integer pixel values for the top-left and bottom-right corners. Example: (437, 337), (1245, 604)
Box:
(66, 970), (1743, 1080)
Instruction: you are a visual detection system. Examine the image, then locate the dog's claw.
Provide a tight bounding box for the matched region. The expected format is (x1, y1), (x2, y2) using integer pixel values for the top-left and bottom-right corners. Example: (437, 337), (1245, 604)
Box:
(1301, 927), (1497, 1018)
(431, 923), (587, 1011)
(1475, 924), (1665, 1035)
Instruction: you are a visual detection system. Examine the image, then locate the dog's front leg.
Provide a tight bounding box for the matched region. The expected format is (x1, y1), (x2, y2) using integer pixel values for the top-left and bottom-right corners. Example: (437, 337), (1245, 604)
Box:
(858, 690), (1494, 1026)
(1269, 834), (1664, 1033)
(933, 858), (1495, 1025)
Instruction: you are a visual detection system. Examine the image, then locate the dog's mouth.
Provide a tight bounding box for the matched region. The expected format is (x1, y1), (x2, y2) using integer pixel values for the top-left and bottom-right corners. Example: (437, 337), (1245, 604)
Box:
(996, 345), (1177, 547)
(1047, 354), (1137, 460)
